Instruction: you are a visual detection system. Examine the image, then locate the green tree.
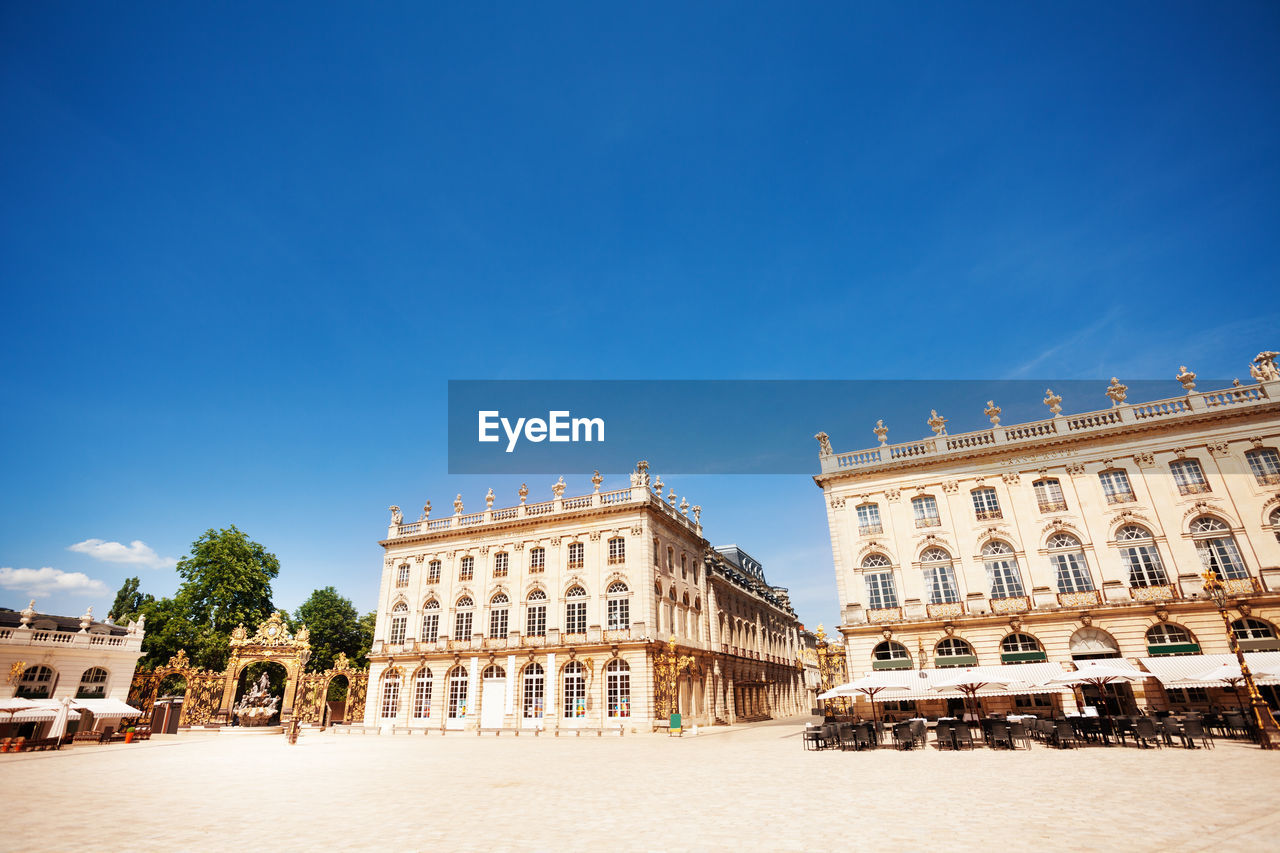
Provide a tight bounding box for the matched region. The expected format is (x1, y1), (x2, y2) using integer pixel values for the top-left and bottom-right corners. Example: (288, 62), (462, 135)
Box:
(108, 576), (153, 624)
(294, 586), (362, 672)
(354, 610), (376, 667)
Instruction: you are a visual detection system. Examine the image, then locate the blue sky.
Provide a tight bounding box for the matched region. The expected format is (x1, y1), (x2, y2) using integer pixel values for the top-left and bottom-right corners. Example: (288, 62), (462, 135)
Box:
(2, 2), (1277, 632)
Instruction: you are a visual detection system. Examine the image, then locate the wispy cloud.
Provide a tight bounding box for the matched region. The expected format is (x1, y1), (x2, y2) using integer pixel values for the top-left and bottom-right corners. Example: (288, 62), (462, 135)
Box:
(1005, 309), (1123, 379)
(0, 566), (108, 596)
(68, 539), (177, 570)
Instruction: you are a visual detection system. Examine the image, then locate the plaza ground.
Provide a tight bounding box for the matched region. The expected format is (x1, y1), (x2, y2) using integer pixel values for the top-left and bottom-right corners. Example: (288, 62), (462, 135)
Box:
(3, 717), (1279, 852)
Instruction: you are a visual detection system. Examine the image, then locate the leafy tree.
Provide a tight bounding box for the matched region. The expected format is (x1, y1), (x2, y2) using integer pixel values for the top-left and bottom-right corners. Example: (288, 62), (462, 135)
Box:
(108, 576), (153, 624)
(354, 610), (376, 668)
(294, 586), (362, 672)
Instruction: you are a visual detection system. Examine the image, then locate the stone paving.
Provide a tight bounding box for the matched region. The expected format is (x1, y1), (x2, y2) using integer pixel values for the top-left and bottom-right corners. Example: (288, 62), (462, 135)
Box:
(3, 718), (1279, 852)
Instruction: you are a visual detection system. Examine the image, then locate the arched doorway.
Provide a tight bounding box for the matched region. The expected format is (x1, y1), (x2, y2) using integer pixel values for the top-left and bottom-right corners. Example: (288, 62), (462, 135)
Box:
(152, 673), (188, 733)
(1069, 627), (1135, 715)
(479, 664), (506, 730)
(232, 661), (288, 726)
(324, 674), (350, 726)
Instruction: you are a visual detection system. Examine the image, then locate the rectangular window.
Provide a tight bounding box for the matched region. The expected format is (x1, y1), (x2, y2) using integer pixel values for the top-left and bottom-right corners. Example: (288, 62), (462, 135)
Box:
(607, 669), (630, 718)
(1171, 459), (1210, 495)
(1033, 478), (1067, 513)
(1123, 545), (1169, 587)
(447, 673), (468, 718)
(987, 560), (1025, 599)
(608, 538), (625, 565)
(1165, 687), (1209, 705)
(529, 548), (545, 573)
(413, 676), (432, 718)
(389, 615), (407, 645)
(971, 487), (1001, 520)
(526, 604), (546, 637)
(925, 565), (960, 604)
(607, 597), (630, 630)
(1052, 552), (1095, 593)
(1098, 470), (1136, 504)
(380, 678), (400, 719)
(421, 613), (439, 642)
(567, 542), (584, 570)
(459, 556), (474, 581)
(396, 565), (410, 588)
(1246, 448), (1280, 484)
(493, 552), (509, 577)
(565, 600), (587, 634)
(856, 503), (883, 534)
(865, 571), (898, 609)
(453, 610), (473, 641)
(489, 607), (508, 639)
(427, 560), (441, 583)
(1196, 537), (1247, 580)
(912, 496), (941, 528)
(563, 671), (586, 718)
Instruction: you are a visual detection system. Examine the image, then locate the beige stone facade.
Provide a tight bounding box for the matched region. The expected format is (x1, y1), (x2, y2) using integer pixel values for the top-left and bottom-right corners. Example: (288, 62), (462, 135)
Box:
(814, 354), (1280, 716)
(365, 463), (807, 731)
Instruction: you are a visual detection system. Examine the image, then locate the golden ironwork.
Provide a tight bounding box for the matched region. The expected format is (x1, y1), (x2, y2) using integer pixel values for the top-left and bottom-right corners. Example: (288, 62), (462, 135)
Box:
(1202, 571), (1280, 750)
(653, 636), (694, 718)
(867, 607), (901, 623)
(293, 652), (370, 726)
(7, 661), (25, 685)
(813, 625), (848, 713)
(991, 596), (1031, 614)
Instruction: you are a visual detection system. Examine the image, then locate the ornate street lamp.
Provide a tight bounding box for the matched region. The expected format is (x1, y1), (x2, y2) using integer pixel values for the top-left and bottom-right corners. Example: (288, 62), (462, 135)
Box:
(814, 625), (846, 715)
(1202, 571), (1280, 749)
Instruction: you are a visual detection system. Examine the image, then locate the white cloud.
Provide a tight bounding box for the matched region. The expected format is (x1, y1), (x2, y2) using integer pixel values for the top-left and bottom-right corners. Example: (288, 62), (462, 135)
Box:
(0, 567), (108, 596)
(68, 539), (177, 570)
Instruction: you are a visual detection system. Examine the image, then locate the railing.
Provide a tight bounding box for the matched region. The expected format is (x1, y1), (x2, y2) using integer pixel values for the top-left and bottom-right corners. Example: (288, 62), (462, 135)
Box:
(1005, 420), (1058, 441)
(1257, 473), (1280, 486)
(891, 441), (933, 460)
(563, 496), (592, 510)
(1057, 590), (1102, 607)
(1176, 482), (1212, 495)
(1132, 399), (1189, 420)
(867, 607), (902, 623)
(600, 488), (632, 505)
(990, 596), (1031, 614)
(524, 501), (554, 517)
(835, 448), (881, 468)
(926, 602), (964, 619)
(946, 431), (995, 450)
(1066, 409), (1122, 430)
(914, 517), (941, 529)
(1203, 386), (1264, 407)
(492, 507), (518, 521)
(457, 512), (484, 526)
(398, 522), (421, 535)
(858, 523), (884, 536)
(1038, 500), (1068, 513)
(1130, 584), (1179, 602)
(974, 509), (1002, 521)
(0, 629), (140, 649)
(427, 519), (451, 532)
(1105, 492), (1137, 505)
(1222, 576), (1260, 596)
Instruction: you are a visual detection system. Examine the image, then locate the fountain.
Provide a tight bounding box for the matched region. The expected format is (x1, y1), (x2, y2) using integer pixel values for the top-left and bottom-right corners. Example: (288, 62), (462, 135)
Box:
(233, 671), (280, 727)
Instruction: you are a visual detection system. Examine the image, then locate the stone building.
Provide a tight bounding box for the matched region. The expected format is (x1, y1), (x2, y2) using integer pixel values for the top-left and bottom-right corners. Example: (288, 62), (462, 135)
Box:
(364, 463), (807, 731)
(813, 352), (1280, 716)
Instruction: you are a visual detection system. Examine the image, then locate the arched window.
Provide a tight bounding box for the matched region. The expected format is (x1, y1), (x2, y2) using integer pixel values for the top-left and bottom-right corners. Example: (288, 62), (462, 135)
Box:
(412, 669), (433, 718)
(493, 552), (509, 578)
(427, 560), (441, 583)
(606, 659), (631, 718)
(1000, 633), (1046, 663)
(856, 502), (882, 534)
(667, 546), (674, 570)
(681, 553), (687, 579)
(565, 586), (588, 634)
(567, 542), (585, 570)
(16, 665), (55, 698)
(863, 554), (898, 609)
(453, 597), (474, 640)
(447, 667), (469, 718)
(488, 593), (509, 639)
(1191, 516), (1248, 579)
(606, 581), (630, 631)
(1047, 533), (1094, 593)
(872, 641), (910, 670)
(1116, 525), (1168, 587)
(529, 547), (546, 573)
(911, 495), (941, 528)
(1232, 618), (1280, 651)
(982, 541), (1025, 599)
(1145, 623), (1200, 655)
(1170, 458), (1210, 495)
(459, 555), (475, 581)
(563, 661), (586, 717)
(921, 547), (959, 605)
(934, 637), (976, 667)
(482, 664), (506, 679)
(1033, 478), (1067, 513)
(522, 663), (545, 718)
(1069, 627), (1120, 660)
(1270, 507), (1280, 545)
(396, 564), (410, 588)
(1246, 447), (1280, 485)
(862, 553), (891, 568)
(389, 602), (408, 645)
(421, 599), (440, 642)
(608, 537), (625, 565)
(971, 487), (1001, 520)
(526, 589), (547, 636)
(380, 670), (401, 719)
(77, 667), (108, 698)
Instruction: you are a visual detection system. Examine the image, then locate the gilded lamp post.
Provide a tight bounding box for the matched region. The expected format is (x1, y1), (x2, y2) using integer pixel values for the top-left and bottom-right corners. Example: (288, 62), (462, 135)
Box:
(1202, 571), (1280, 749)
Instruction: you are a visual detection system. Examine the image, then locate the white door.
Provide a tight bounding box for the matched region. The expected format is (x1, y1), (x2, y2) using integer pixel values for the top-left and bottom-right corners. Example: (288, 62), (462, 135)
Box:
(480, 679), (505, 729)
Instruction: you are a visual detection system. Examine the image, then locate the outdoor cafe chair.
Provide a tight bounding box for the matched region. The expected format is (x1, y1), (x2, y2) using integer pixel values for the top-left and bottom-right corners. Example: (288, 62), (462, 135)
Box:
(953, 723), (975, 750)
(989, 721), (1013, 749)
(802, 725), (824, 751)
(934, 720), (954, 750)
(1008, 720), (1031, 750)
(852, 723), (876, 751)
(837, 723), (857, 751)
(1181, 717), (1214, 750)
(1133, 717), (1162, 749)
(1223, 713), (1249, 738)
(909, 720), (927, 749)
(1052, 720), (1078, 749)
(893, 722), (915, 750)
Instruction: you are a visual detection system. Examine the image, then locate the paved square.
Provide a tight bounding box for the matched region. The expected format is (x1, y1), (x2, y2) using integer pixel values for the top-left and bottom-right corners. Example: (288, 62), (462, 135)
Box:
(3, 719), (1278, 852)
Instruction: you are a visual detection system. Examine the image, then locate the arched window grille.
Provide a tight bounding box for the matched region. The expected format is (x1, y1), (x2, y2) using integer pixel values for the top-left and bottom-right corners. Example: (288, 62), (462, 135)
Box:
(563, 661), (587, 718)
(1047, 533), (1094, 593)
(526, 589), (547, 636)
(453, 596), (474, 640)
(489, 593), (509, 639)
(1116, 525), (1168, 587)
(564, 586), (587, 634)
(522, 663), (545, 718)
(412, 669), (433, 718)
(389, 602), (408, 645)
(421, 599), (440, 642)
(606, 581), (630, 630)
(1191, 516), (1247, 579)
(606, 659), (631, 718)
(447, 667), (469, 718)
(380, 671), (401, 719)
(77, 667), (108, 698)
(983, 541), (1025, 599)
(921, 547), (959, 604)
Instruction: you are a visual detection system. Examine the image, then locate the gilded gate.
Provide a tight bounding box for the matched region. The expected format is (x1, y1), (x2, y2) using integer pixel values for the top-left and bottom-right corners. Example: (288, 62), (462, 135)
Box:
(292, 652), (370, 725)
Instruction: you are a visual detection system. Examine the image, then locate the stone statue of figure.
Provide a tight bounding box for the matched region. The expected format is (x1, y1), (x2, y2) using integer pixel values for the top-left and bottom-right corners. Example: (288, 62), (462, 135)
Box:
(389, 505), (403, 525)
(257, 672), (270, 693)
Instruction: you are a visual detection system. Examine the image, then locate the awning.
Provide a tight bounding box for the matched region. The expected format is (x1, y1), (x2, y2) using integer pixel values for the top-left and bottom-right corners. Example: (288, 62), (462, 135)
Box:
(9, 700), (64, 722)
(856, 662), (1073, 702)
(1138, 652), (1280, 688)
(73, 698), (143, 718)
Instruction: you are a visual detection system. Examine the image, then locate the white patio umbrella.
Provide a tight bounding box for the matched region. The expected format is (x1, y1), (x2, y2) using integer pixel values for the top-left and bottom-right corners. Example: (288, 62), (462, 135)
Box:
(47, 697), (74, 740)
(929, 669), (1018, 722)
(834, 675), (913, 727)
(1186, 661), (1280, 714)
(0, 696), (36, 730)
(1043, 663), (1154, 716)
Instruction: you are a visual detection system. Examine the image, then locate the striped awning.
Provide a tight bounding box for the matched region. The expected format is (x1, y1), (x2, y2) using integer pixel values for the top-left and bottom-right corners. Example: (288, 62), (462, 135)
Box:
(74, 698), (142, 718)
(9, 700), (64, 722)
(857, 662), (1073, 702)
(1138, 652), (1280, 688)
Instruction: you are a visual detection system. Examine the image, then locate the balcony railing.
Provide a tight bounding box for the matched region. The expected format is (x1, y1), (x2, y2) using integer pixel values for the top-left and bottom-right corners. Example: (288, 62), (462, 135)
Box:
(1130, 584), (1180, 602)
(1057, 589), (1103, 607)
(914, 517), (941, 529)
(1176, 482), (1212, 495)
(867, 607), (902, 623)
(1221, 576), (1260, 596)
(1037, 500), (1069, 513)
(974, 509), (1003, 521)
(990, 596), (1031, 614)
(858, 523), (884, 536)
(1105, 492), (1137, 505)
(0, 628), (141, 651)
(1256, 473), (1280, 486)
(926, 601), (964, 619)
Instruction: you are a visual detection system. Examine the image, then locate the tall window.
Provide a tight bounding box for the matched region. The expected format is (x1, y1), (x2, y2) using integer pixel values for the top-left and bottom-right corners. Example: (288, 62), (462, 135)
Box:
(971, 487), (1001, 520)
(983, 541), (1025, 599)
(421, 600), (440, 642)
(563, 661), (586, 717)
(380, 671), (401, 719)
(1048, 533), (1094, 593)
(529, 547), (545, 573)
(526, 590), (547, 636)
(606, 659), (631, 718)
(16, 665), (55, 698)
(1033, 478), (1067, 513)
(459, 555), (474, 581)
(77, 667), (108, 698)
(681, 554), (687, 579)
(608, 537), (625, 565)
(493, 552), (509, 577)
(453, 597), (474, 640)
(1246, 447), (1280, 485)
(489, 593), (509, 638)
(856, 503), (882, 535)
(863, 554), (898, 609)
(522, 663), (544, 718)
(921, 548), (959, 604)
(1117, 525), (1168, 587)
(427, 560), (441, 584)
(911, 495), (941, 528)
(873, 641), (909, 663)
(396, 564), (410, 587)
(1271, 507), (1280, 545)
(606, 581), (630, 630)
(447, 667), (469, 718)
(567, 542), (585, 569)
(1099, 469), (1136, 503)
(412, 669), (432, 718)
(935, 637), (975, 665)
(389, 602), (408, 645)
(1170, 458), (1210, 495)
(667, 547), (674, 570)
(1191, 516), (1247, 579)
(564, 586), (588, 634)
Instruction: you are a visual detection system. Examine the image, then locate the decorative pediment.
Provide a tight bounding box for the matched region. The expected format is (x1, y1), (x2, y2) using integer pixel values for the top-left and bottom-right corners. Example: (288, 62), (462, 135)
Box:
(231, 611), (308, 651)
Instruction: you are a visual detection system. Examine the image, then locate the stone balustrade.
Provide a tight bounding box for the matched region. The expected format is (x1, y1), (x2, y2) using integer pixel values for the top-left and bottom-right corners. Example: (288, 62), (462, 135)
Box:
(0, 627), (143, 651)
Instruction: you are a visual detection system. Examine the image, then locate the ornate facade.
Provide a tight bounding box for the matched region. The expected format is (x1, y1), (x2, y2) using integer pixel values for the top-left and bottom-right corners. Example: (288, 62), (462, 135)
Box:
(365, 463), (808, 731)
(814, 353), (1280, 715)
